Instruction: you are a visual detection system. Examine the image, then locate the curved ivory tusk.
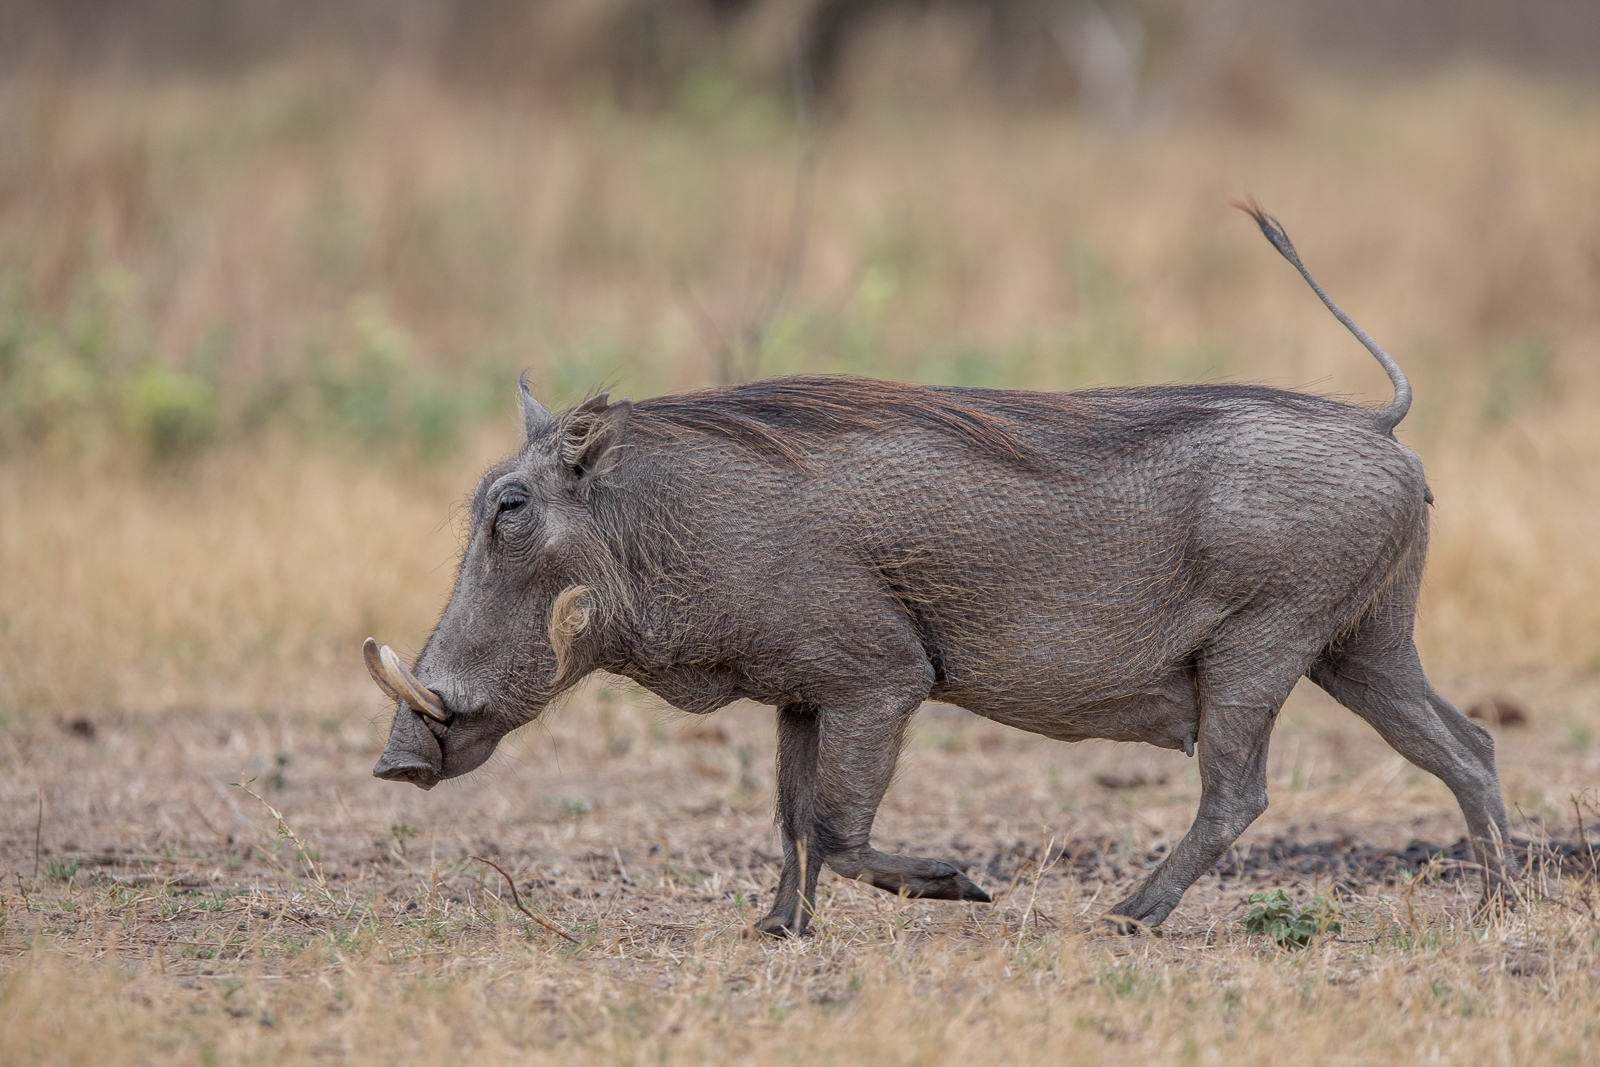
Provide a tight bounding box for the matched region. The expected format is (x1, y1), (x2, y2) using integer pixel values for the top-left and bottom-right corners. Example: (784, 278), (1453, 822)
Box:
(363, 638), (400, 702)
(365, 639), (450, 724)
(378, 644), (450, 723)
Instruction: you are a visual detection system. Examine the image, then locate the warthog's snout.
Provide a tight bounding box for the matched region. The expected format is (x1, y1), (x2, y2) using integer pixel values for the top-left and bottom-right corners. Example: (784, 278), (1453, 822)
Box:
(372, 706), (443, 789)
(365, 638), (447, 790)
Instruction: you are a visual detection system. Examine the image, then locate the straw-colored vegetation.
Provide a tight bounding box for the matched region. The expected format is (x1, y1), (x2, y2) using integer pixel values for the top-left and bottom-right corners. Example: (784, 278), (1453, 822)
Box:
(3, 45), (1600, 1065)
(2, 682), (1598, 1065)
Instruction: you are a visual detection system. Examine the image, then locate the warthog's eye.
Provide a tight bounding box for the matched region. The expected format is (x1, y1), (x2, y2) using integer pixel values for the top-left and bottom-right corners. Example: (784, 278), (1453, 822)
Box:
(485, 475), (532, 539)
(490, 487), (529, 536)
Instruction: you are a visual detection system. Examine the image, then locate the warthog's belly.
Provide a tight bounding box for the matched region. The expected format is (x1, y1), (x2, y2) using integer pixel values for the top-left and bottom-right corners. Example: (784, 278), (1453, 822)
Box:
(952, 663), (1202, 753)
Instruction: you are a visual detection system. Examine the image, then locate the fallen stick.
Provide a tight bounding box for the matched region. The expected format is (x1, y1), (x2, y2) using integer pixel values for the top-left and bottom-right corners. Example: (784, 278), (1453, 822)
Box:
(471, 856), (580, 945)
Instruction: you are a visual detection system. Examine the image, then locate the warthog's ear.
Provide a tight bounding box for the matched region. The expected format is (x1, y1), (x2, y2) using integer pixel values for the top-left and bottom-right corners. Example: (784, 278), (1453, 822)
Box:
(519, 371), (556, 442)
(558, 392), (632, 496)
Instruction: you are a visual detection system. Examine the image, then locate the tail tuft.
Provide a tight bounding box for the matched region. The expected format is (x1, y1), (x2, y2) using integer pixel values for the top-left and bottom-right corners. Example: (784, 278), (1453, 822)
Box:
(1230, 198), (1297, 261)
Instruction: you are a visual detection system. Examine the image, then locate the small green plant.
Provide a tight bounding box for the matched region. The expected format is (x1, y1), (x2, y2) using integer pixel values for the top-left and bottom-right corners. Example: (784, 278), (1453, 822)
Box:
(543, 796), (592, 817)
(268, 751), (291, 790)
(46, 858), (79, 883)
(1099, 960), (1144, 999)
(1244, 889), (1344, 949)
(669, 863), (705, 887)
(388, 822), (418, 859)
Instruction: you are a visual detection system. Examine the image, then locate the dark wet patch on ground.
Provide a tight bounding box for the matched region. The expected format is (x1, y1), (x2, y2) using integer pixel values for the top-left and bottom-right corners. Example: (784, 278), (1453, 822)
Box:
(1210, 835), (1595, 885)
(965, 834), (1598, 891)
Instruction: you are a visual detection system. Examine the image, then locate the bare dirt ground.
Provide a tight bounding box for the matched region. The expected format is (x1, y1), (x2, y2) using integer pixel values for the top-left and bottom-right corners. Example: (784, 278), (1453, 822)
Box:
(3, 676), (1599, 1063)
(5, 676), (1595, 962)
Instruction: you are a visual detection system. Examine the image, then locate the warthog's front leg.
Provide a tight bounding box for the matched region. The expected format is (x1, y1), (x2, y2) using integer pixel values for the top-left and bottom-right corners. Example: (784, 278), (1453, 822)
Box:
(816, 692), (991, 903)
(755, 702), (824, 936)
(824, 848), (992, 901)
(757, 686), (989, 937)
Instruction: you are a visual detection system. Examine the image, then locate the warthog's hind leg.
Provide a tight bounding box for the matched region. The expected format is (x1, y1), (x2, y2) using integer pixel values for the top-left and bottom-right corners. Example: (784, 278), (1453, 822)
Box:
(1104, 652), (1302, 931)
(1309, 630), (1515, 906)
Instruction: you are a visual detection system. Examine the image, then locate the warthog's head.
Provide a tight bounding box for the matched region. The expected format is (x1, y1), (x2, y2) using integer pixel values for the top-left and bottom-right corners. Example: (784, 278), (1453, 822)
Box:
(366, 380), (632, 789)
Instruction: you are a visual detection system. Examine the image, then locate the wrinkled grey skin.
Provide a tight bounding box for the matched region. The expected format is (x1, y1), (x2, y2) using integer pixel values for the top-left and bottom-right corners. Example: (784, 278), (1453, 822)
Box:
(374, 235), (1513, 937)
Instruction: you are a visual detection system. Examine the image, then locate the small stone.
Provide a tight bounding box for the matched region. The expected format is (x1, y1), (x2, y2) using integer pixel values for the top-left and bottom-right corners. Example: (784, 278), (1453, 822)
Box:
(1466, 699), (1528, 727)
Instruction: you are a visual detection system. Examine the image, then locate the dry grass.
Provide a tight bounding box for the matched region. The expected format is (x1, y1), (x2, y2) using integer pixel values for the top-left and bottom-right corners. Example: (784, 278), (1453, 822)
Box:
(6, 905), (1599, 1065)
(2, 687), (1598, 1064)
(3, 54), (1600, 1065)
(0, 437), (488, 716)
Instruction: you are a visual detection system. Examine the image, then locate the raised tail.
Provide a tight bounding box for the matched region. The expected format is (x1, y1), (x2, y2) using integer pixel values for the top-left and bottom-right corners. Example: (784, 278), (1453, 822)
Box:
(1232, 198), (1411, 434)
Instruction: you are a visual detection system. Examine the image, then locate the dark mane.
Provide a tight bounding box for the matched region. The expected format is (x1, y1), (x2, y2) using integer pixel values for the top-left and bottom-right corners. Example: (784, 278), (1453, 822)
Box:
(627, 376), (1071, 471)
(617, 375), (1345, 472)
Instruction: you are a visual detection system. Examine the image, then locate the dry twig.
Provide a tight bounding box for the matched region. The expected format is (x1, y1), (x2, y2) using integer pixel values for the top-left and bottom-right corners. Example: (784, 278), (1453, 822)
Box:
(1021, 828), (1067, 933)
(33, 786), (42, 880)
(1574, 791), (1599, 885)
(471, 855), (581, 945)
(232, 776), (332, 903)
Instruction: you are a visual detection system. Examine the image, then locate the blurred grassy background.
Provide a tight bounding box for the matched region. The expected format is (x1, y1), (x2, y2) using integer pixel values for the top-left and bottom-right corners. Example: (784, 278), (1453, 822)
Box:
(1, 0), (1598, 719)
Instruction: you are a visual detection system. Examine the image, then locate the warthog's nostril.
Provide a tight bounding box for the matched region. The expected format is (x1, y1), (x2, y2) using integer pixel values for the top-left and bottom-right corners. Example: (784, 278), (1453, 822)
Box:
(373, 698), (444, 789)
(398, 767), (438, 791)
(373, 755), (439, 791)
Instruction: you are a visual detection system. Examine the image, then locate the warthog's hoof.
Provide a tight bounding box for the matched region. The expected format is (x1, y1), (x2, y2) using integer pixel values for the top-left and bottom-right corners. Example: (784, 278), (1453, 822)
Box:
(1101, 893), (1177, 934)
(1471, 885), (1519, 923)
(1098, 913), (1153, 936)
(867, 863), (991, 902)
(753, 911), (809, 938)
(950, 871), (992, 902)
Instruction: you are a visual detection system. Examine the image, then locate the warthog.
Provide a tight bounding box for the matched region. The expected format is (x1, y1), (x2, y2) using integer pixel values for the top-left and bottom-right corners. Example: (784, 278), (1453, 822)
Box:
(366, 206), (1512, 934)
